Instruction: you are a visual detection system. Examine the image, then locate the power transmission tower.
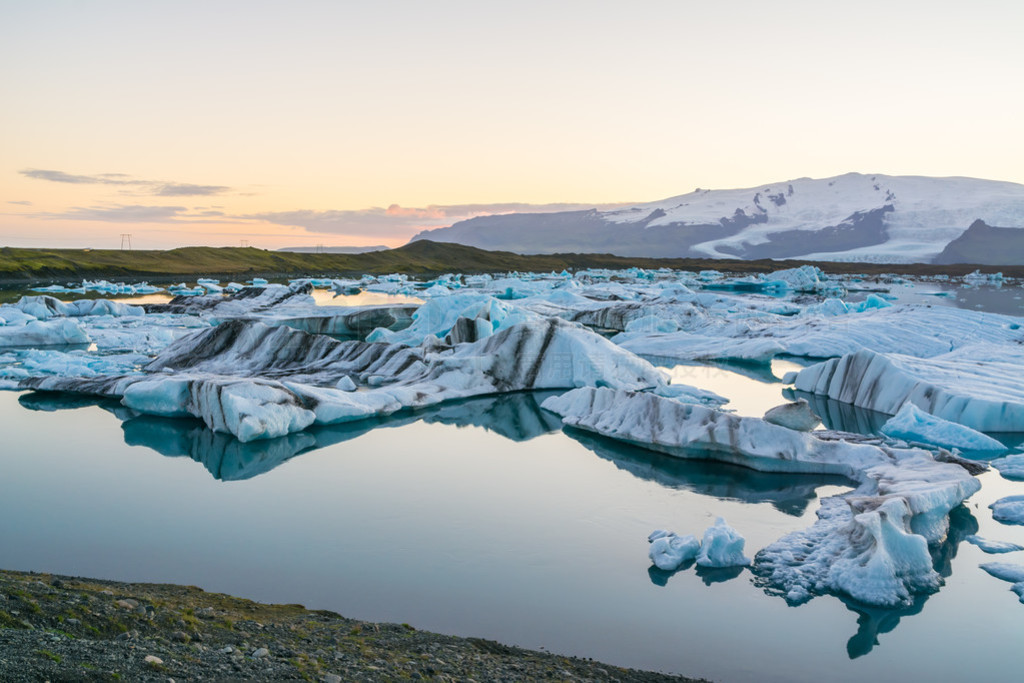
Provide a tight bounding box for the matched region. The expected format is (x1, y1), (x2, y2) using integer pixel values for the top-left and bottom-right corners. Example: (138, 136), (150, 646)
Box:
(120, 233), (132, 250)
(240, 239), (249, 248)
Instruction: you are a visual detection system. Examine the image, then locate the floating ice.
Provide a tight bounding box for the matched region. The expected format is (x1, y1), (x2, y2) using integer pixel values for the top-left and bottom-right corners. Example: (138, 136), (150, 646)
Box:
(979, 562), (1024, 603)
(795, 347), (1024, 433)
(543, 387), (981, 606)
(764, 399), (821, 432)
(648, 531), (701, 571)
(880, 403), (1008, 454)
(23, 318), (666, 442)
(965, 535), (1024, 554)
(0, 320), (90, 347)
(696, 518), (750, 568)
(991, 454), (1024, 480)
(990, 496), (1024, 525)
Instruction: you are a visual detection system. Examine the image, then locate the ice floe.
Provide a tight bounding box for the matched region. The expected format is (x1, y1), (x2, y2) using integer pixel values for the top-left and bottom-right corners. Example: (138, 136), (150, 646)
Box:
(879, 403), (1008, 453)
(543, 387), (981, 606)
(990, 496), (1024, 525)
(696, 518), (751, 568)
(794, 347), (1024, 433)
(648, 531), (700, 571)
(991, 454), (1024, 480)
(964, 535), (1023, 554)
(979, 562), (1024, 603)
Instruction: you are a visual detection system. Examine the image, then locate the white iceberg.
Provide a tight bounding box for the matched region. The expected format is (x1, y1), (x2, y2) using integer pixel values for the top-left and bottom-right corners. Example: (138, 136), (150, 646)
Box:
(965, 535), (1023, 554)
(979, 562), (1024, 603)
(990, 496), (1024, 525)
(696, 518), (750, 568)
(880, 403), (1008, 453)
(543, 387), (981, 606)
(648, 531), (701, 571)
(0, 319), (91, 347)
(991, 454), (1024, 480)
(764, 399), (821, 432)
(794, 347), (1024, 433)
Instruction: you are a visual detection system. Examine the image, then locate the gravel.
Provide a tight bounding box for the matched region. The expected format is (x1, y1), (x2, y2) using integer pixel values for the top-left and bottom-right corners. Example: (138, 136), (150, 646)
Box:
(0, 569), (707, 682)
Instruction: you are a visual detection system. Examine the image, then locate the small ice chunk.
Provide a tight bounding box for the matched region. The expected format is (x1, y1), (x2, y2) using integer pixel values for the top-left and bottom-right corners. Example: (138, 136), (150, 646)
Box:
(696, 518), (750, 568)
(965, 535), (1024, 554)
(990, 496), (1024, 525)
(991, 453), (1024, 480)
(335, 375), (357, 392)
(648, 531), (700, 571)
(880, 403), (1007, 454)
(980, 562), (1024, 603)
(764, 398), (820, 432)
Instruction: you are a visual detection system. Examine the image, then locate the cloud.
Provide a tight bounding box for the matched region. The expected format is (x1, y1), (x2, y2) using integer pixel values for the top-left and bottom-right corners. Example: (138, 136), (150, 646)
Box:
(248, 202), (627, 239)
(7, 200), (33, 206)
(20, 168), (230, 197)
(38, 205), (190, 223)
(153, 183), (230, 197)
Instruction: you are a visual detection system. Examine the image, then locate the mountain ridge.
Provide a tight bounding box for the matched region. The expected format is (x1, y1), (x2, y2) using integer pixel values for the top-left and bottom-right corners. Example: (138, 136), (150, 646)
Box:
(411, 173), (1024, 264)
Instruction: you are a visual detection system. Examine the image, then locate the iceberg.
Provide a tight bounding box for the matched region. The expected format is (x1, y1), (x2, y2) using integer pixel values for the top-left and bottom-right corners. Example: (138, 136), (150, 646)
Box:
(648, 531), (700, 571)
(794, 347), (1024, 433)
(979, 562), (1024, 604)
(696, 518), (750, 568)
(543, 387), (981, 606)
(990, 496), (1024, 525)
(965, 535), (1023, 554)
(22, 318), (666, 442)
(764, 399), (821, 432)
(991, 453), (1024, 480)
(879, 403), (1008, 453)
(0, 319), (90, 347)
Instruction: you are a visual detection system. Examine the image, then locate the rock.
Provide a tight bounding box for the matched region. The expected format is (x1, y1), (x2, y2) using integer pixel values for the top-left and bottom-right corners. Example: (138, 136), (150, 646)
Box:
(764, 398), (821, 431)
(219, 646), (234, 654)
(323, 675), (343, 683)
(66, 618), (81, 626)
(252, 647), (270, 658)
(116, 598), (140, 609)
(196, 606), (215, 618)
(171, 631), (191, 643)
(144, 655), (164, 666)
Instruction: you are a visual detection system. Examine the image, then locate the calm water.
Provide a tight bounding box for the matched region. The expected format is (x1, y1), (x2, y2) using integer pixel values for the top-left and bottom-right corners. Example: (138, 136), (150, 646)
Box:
(1, 282), (1023, 681)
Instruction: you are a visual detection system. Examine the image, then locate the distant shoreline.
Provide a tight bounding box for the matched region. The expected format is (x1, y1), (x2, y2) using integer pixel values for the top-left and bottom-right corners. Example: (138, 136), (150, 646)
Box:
(1, 240), (1021, 286)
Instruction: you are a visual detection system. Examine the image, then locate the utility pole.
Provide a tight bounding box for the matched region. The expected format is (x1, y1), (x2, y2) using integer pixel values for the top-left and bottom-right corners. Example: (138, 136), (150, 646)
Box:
(120, 233), (132, 250)
(240, 239), (249, 248)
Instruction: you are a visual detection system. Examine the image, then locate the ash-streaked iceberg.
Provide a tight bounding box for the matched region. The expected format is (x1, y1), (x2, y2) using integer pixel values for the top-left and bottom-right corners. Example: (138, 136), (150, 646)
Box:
(542, 387), (981, 606)
(794, 347), (1024, 433)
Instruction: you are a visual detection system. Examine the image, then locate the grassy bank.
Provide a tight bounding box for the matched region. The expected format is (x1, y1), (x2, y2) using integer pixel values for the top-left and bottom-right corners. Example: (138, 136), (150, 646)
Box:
(1, 240), (1020, 285)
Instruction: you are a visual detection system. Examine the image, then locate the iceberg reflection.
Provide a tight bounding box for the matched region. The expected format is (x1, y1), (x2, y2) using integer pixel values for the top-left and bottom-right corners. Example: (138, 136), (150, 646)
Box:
(19, 389), (563, 481)
(564, 428), (855, 516)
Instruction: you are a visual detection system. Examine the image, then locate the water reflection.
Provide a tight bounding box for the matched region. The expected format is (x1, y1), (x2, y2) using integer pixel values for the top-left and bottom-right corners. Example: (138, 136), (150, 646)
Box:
(790, 389), (1024, 451)
(564, 428), (855, 516)
(19, 390), (563, 481)
(841, 505), (978, 659)
(787, 389), (892, 435)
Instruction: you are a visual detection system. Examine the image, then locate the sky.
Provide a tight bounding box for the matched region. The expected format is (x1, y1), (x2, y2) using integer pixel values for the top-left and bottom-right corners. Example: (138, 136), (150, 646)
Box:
(1, 0), (1022, 250)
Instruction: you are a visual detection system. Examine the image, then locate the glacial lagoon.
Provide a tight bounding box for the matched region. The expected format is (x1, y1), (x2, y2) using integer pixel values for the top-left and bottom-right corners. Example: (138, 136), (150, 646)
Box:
(1, 276), (1023, 682)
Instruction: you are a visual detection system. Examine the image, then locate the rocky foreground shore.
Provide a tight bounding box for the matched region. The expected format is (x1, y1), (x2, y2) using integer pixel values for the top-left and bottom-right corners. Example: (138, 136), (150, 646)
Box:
(0, 569), (705, 682)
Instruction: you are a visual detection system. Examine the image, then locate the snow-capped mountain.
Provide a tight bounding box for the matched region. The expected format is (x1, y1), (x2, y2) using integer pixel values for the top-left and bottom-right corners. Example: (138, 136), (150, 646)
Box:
(411, 173), (1024, 263)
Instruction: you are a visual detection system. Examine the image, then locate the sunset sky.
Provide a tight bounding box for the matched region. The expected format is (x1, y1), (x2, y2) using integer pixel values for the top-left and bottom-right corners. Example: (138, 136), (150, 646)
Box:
(2, 1), (1022, 250)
